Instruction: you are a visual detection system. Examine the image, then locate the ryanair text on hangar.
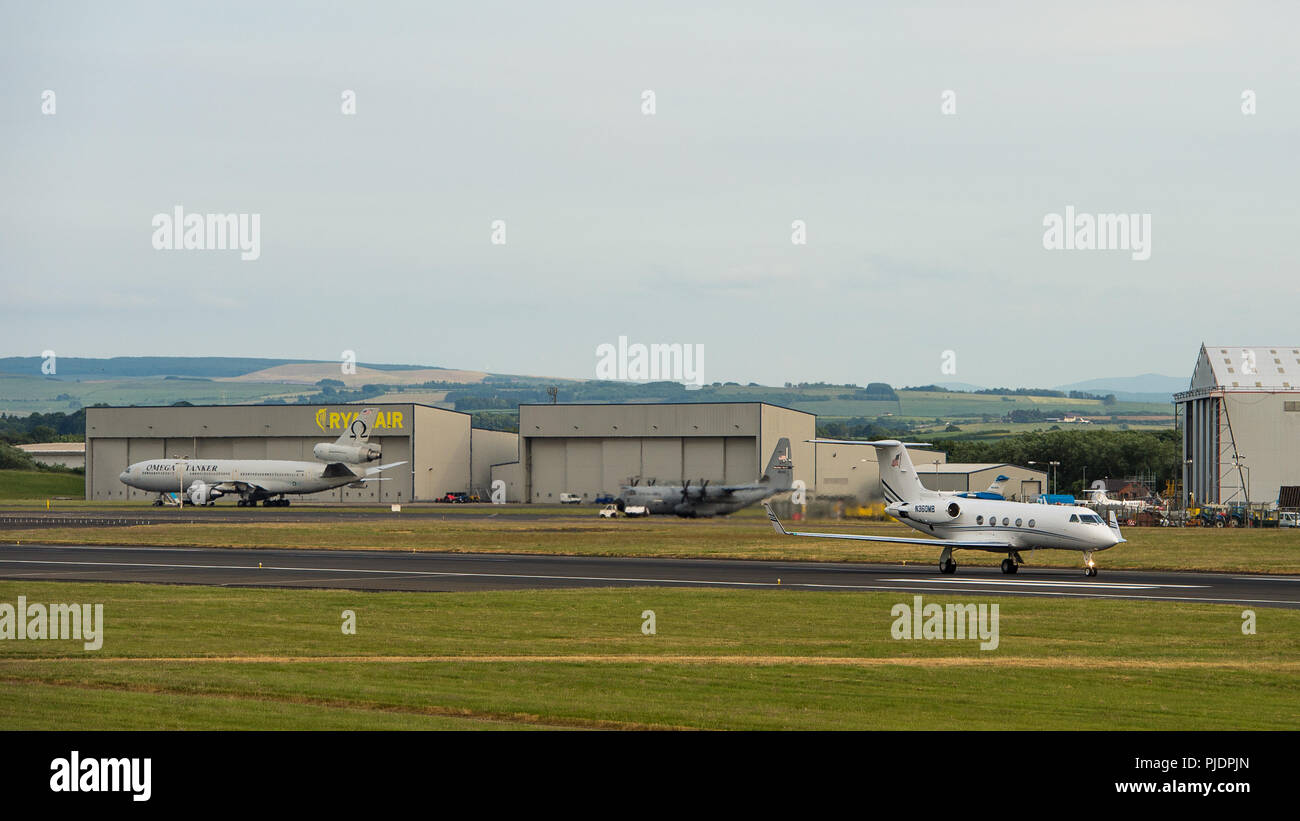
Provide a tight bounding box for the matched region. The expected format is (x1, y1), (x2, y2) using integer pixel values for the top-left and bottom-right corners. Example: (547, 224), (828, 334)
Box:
(315, 409), (404, 433)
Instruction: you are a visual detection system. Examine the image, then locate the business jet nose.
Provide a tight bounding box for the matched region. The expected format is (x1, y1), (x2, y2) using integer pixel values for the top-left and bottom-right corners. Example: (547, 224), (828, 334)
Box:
(119, 471), (129, 482)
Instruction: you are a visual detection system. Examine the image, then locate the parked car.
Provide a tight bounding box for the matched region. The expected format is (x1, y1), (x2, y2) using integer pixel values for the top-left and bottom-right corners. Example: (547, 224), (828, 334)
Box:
(438, 492), (471, 503)
(594, 494), (616, 504)
(1279, 511), (1299, 528)
(559, 493), (583, 504)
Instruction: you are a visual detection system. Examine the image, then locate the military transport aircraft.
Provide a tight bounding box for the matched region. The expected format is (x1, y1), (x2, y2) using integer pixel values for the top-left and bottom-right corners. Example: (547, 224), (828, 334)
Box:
(617, 438), (793, 517)
(118, 408), (405, 507)
(764, 439), (1124, 576)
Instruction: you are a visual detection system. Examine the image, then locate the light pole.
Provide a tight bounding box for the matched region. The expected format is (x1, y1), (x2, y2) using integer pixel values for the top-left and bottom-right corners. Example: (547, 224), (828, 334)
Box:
(1029, 461), (1061, 495)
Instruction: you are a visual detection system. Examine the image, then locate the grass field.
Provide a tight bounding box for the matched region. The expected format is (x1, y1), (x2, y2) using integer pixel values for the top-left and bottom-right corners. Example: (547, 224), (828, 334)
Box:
(0, 581), (1295, 730)
(3, 508), (1298, 574)
(0, 470), (83, 499)
(0, 373), (312, 414)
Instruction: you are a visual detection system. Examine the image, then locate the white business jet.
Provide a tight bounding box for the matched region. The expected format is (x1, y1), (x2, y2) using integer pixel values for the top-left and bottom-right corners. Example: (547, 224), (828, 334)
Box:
(764, 440), (1124, 576)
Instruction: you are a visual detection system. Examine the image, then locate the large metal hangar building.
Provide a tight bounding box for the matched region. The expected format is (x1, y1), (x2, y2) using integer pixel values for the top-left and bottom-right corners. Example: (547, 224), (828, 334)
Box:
(490, 403), (815, 503)
(86, 400), (1050, 506)
(85, 403), (518, 503)
(810, 443), (1046, 503)
(1176, 344), (1300, 507)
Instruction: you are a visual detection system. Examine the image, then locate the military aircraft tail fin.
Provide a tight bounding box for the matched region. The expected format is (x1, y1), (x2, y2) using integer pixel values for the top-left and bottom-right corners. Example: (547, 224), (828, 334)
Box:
(761, 438), (793, 490)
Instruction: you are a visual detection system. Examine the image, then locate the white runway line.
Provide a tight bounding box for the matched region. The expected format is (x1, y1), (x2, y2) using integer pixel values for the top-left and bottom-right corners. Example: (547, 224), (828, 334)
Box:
(877, 577), (1205, 590)
(1, 557), (1297, 606)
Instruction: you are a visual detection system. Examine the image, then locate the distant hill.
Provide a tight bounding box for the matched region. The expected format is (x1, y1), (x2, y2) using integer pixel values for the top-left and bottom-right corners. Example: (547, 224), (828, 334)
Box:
(1054, 373), (1186, 404)
(227, 363), (487, 386)
(0, 356), (453, 380)
(932, 381), (989, 392)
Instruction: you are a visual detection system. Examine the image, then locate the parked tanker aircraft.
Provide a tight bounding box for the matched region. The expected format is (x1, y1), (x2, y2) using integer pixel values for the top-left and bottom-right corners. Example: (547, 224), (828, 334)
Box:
(118, 408), (405, 506)
(764, 440), (1124, 576)
(121, 457), (407, 507)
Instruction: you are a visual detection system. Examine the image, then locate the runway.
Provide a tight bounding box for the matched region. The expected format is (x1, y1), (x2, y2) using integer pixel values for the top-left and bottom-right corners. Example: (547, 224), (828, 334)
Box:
(0, 507), (569, 529)
(1, 544), (1297, 608)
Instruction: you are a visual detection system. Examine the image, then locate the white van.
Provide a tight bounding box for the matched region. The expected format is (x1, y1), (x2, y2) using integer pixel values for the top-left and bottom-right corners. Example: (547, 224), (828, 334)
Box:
(559, 493), (583, 504)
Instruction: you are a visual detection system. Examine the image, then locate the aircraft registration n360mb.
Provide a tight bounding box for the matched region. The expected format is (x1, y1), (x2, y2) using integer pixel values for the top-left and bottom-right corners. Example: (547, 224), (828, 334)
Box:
(765, 440), (1125, 576)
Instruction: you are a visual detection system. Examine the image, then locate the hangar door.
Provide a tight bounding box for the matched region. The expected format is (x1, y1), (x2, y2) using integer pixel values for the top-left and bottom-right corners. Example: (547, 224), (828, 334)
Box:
(601, 439), (641, 492)
(564, 439), (603, 500)
(92, 440), (129, 499)
(641, 439), (682, 484)
(1018, 480), (1041, 502)
(726, 437), (758, 483)
(530, 439), (567, 501)
(682, 437), (726, 483)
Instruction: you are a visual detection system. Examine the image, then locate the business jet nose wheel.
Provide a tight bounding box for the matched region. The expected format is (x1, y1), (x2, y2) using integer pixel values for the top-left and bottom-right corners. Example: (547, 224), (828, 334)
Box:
(1000, 558), (1019, 575)
(1083, 553), (1098, 577)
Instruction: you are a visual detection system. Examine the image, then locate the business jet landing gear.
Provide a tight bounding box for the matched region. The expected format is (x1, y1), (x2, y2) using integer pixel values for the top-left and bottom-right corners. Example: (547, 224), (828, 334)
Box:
(1083, 552), (1098, 577)
(938, 547), (957, 574)
(1000, 557), (1019, 575)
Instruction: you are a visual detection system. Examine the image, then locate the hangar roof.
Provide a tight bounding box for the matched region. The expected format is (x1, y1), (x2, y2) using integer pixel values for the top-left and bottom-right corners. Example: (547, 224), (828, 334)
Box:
(1179, 344), (1300, 400)
(17, 442), (85, 454)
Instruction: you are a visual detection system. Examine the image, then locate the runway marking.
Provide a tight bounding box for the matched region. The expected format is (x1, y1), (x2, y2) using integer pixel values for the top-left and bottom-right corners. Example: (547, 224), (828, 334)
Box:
(1, 559), (1297, 606)
(4, 655), (1297, 671)
(0, 558), (1209, 591)
(1232, 575), (1300, 582)
(877, 577), (1205, 590)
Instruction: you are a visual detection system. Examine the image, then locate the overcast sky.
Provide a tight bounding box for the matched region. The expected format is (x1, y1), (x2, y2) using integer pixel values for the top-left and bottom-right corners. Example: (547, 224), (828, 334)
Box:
(2, 1), (1297, 388)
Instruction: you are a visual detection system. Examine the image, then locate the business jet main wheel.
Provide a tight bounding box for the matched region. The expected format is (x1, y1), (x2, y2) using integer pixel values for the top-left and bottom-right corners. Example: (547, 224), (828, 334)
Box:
(939, 558), (957, 574)
(1085, 566), (1098, 577)
(1000, 558), (1018, 575)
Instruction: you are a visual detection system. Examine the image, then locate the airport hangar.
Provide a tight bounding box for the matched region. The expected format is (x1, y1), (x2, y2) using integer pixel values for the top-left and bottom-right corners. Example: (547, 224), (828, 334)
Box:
(85, 401), (1047, 505)
(85, 403), (518, 503)
(488, 403), (1046, 504)
(1176, 344), (1300, 507)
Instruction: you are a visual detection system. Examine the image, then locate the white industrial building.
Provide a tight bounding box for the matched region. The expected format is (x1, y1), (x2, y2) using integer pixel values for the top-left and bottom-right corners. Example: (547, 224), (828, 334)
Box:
(1175, 344), (1300, 506)
(17, 442), (85, 470)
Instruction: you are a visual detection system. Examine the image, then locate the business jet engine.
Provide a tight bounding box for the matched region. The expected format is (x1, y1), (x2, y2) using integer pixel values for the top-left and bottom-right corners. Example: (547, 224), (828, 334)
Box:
(887, 500), (962, 525)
